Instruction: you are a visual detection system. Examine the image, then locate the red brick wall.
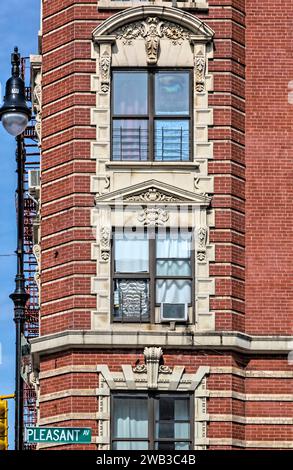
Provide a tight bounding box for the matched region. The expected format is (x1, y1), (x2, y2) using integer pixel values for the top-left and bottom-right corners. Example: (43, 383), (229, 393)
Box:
(38, 351), (291, 449)
(245, 0), (293, 334)
(41, 0), (99, 334)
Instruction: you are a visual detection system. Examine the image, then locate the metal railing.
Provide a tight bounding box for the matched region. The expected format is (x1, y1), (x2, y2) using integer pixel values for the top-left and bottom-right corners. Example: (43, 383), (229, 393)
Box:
(112, 126), (189, 161)
(113, 127), (148, 161)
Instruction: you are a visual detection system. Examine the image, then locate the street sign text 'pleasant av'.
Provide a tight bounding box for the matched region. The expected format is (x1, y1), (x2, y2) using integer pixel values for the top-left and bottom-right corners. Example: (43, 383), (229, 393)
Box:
(25, 427), (92, 444)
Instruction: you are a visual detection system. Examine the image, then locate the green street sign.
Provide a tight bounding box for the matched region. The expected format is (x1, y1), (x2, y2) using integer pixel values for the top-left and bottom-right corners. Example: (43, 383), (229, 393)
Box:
(25, 427), (92, 444)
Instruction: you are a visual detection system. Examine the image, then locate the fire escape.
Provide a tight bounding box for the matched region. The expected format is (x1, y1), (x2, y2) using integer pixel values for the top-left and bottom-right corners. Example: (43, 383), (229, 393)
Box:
(21, 57), (40, 449)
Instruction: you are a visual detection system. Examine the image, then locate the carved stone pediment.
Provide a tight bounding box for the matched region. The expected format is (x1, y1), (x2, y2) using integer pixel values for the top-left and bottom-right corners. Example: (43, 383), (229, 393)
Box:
(115, 16), (190, 64)
(93, 6), (214, 43)
(95, 179), (211, 206)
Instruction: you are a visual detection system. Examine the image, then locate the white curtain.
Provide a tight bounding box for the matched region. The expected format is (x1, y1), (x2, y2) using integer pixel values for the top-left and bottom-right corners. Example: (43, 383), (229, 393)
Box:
(114, 397), (148, 450)
(174, 399), (189, 440)
(156, 233), (191, 276)
(156, 232), (191, 258)
(156, 279), (191, 304)
(115, 234), (149, 273)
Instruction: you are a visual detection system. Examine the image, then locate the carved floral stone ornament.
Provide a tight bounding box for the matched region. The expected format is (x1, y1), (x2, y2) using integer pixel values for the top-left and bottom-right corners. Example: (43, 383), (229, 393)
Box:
(197, 226), (208, 262)
(125, 188), (179, 203)
(100, 226), (111, 262)
(99, 51), (111, 93)
(137, 207), (169, 226)
(115, 17), (190, 65)
(195, 51), (206, 92)
(132, 347), (173, 389)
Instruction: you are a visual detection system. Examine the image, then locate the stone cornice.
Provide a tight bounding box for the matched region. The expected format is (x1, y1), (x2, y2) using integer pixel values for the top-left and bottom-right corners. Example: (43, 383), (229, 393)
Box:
(30, 330), (293, 367)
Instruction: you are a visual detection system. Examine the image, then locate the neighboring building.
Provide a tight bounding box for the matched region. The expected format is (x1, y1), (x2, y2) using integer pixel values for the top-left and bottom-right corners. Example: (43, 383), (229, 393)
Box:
(29, 0), (293, 450)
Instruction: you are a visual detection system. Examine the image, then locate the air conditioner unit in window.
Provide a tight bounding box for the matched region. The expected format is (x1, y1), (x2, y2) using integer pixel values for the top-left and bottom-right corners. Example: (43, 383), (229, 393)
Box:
(160, 303), (188, 322)
(28, 169), (40, 197)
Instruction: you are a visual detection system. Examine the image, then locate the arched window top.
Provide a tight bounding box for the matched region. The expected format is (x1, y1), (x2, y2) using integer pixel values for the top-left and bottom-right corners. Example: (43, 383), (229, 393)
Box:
(92, 5), (214, 42)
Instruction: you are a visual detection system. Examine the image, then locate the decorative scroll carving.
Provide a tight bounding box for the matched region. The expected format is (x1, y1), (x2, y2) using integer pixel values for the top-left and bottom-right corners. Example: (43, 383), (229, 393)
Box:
(159, 365), (173, 374)
(98, 176), (110, 196)
(125, 188), (178, 203)
(99, 51), (111, 93)
(195, 51), (206, 92)
(133, 364), (147, 374)
(115, 17), (190, 65)
(194, 178), (206, 196)
(132, 348), (172, 384)
(100, 227), (111, 261)
(33, 244), (40, 266)
(144, 347), (163, 389)
(137, 207), (169, 226)
(197, 226), (208, 262)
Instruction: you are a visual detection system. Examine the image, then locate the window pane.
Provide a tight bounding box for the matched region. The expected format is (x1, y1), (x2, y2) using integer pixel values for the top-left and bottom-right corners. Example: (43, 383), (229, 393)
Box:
(155, 120), (189, 161)
(113, 397), (148, 438)
(115, 233), (149, 273)
(155, 72), (189, 115)
(155, 442), (175, 450)
(114, 279), (150, 321)
(112, 119), (148, 161)
(175, 442), (190, 450)
(175, 422), (190, 439)
(156, 232), (192, 259)
(155, 422), (174, 439)
(156, 260), (191, 276)
(156, 280), (191, 304)
(156, 396), (174, 421)
(113, 72), (148, 115)
(113, 441), (149, 450)
(175, 398), (189, 421)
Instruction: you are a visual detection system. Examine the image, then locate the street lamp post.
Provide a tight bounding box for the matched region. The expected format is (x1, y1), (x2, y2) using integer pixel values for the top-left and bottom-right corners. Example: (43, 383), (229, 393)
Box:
(0, 47), (32, 451)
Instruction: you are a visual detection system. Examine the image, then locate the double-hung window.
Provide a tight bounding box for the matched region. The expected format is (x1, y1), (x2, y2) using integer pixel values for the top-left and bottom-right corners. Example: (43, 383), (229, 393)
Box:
(113, 230), (193, 322)
(112, 70), (191, 161)
(112, 393), (192, 450)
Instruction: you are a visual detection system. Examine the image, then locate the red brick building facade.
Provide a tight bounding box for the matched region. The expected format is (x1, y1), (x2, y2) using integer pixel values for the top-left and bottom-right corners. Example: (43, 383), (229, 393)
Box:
(30, 0), (293, 449)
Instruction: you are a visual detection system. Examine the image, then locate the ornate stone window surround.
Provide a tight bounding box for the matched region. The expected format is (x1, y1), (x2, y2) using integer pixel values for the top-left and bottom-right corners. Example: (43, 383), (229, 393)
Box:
(90, 7), (214, 171)
(92, 181), (215, 331)
(97, 347), (210, 450)
(90, 7), (215, 332)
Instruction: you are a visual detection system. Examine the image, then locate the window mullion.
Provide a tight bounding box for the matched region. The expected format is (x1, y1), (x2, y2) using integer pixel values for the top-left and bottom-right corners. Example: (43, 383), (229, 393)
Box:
(149, 394), (155, 450)
(149, 235), (156, 324)
(149, 71), (154, 161)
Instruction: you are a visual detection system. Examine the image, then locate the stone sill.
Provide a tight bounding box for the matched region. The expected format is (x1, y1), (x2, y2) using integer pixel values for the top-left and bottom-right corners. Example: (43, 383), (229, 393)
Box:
(106, 161), (200, 170)
(98, 1), (209, 11)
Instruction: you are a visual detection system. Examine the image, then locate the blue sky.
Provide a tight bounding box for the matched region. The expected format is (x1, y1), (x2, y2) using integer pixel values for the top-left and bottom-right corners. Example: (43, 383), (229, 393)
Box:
(0, 0), (40, 449)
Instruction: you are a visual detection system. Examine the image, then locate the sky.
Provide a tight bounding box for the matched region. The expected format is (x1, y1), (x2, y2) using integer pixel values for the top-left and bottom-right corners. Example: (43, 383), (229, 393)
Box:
(0, 0), (40, 449)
